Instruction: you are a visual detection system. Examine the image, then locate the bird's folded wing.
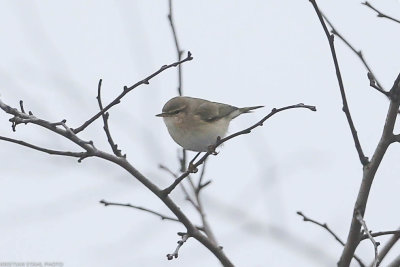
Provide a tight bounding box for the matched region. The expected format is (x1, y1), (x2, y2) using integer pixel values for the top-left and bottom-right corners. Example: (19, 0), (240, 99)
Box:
(195, 102), (238, 122)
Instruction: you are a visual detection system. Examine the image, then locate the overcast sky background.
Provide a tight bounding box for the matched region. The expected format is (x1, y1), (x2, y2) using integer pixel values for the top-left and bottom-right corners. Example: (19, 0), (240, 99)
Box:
(0, 1), (400, 266)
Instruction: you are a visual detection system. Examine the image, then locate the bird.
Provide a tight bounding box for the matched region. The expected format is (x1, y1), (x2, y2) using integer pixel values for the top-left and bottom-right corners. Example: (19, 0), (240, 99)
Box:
(156, 96), (263, 152)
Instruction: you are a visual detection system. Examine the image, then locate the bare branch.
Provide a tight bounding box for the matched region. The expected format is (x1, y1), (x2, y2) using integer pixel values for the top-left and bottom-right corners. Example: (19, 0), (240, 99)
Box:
(362, 2), (400, 25)
(159, 164), (200, 210)
(373, 228), (400, 266)
(360, 230), (400, 241)
(0, 99), (95, 152)
(297, 211), (365, 267)
(19, 100), (26, 113)
(356, 211), (379, 267)
(308, 0), (369, 166)
(320, 13), (387, 95)
(96, 79), (124, 157)
(190, 162), (218, 245)
(161, 103), (316, 195)
(338, 73), (400, 267)
(167, 0), (184, 96)
(99, 199), (179, 222)
(392, 134), (400, 143)
(167, 233), (190, 260)
(0, 97), (234, 266)
(0, 135), (88, 159)
(72, 52), (193, 134)
(387, 254), (400, 267)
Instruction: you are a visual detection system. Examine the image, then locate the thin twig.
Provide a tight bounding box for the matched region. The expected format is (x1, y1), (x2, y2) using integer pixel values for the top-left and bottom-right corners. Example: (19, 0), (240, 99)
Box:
(99, 199), (179, 222)
(0, 99), (95, 153)
(362, 2), (400, 25)
(161, 103), (316, 195)
(297, 211), (365, 267)
(191, 162), (218, 245)
(159, 164), (200, 210)
(73, 52), (193, 134)
(360, 230), (400, 241)
(96, 79), (124, 157)
(167, 233), (190, 260)
(356, 211), (379, 267)
(167, 0), (184, 96)
(373, 228), (400, 266)
(0, 135), (88, 159)
(196, 159), (211, 192)
(309, 0), (369, 166)
(320, 13), (387, 95)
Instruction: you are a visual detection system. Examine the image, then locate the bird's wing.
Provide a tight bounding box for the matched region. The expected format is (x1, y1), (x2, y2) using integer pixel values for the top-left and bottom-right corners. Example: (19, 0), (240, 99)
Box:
(195, 102), (238, 122)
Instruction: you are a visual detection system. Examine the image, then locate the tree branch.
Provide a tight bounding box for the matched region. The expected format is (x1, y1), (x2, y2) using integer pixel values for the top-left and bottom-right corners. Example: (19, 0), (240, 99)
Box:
(360, 230), (400, 241)
(100, 199), (179, 222)
(362, 2), (400, 25)
(190, 162), (218, 245)
(167, 232), (190, 260)
(96, 79), (124, 157)
(72, 52), (193, 134)
(161, 103), (316, 195)
(167, 0), (184, 96)
(0, 135), (88, 159)
(308, 0), (369, 166)
(373, 228), (400, 267)
(320, 13), (387, 95)
(308, 2), (400, 266)
(356, 211), (379, 267)
(0, 96), (233, 266)
(297, 211), (365, 267)
(387, 254), (400, 267)
(159, 164), (200, 210)
(338, 73), (400, 267)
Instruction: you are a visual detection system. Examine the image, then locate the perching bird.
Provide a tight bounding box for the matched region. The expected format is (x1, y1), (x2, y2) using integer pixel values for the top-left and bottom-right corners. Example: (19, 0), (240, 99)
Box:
(156, 96), (263, 152)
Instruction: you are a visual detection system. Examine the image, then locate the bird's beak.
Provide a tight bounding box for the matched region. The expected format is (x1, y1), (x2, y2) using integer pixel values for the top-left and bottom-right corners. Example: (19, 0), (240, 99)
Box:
(155, 112), (168, 117)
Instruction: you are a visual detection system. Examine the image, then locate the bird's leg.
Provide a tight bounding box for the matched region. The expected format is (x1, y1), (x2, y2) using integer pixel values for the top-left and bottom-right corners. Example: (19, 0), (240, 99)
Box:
(188, 152), (201, 173)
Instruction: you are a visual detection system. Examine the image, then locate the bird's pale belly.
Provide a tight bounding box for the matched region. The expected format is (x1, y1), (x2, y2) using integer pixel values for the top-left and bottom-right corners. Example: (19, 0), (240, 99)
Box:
(164, 117), (229, 152)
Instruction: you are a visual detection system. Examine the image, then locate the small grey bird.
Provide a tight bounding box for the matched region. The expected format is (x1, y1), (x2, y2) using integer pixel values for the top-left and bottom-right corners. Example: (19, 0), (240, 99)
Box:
(156, 96), (263, 152)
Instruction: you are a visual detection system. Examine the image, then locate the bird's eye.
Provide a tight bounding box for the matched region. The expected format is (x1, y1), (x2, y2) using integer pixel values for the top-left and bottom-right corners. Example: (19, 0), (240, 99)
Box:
(169, 110), (181, 115)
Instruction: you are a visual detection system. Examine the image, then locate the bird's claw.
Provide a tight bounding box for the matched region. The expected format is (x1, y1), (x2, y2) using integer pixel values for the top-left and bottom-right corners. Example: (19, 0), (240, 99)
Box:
(188, 162), (198, 173)
(207, 145), (218, 155)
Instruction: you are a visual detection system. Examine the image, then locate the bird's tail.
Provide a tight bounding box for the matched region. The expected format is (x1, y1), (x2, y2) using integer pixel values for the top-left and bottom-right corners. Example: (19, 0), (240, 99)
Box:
(229, 105), (263, 120)
(238, 105), (264, 114)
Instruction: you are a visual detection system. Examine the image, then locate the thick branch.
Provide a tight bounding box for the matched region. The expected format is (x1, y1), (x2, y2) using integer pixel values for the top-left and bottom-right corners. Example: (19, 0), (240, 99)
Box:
(161, 103), (316, 195)
(73, 52), (193, 134)
(338, 74), (400, 267)
(309, 0), (369, 166)
(362, 2), (400, 25)
(387, 254), (400, 267)
(297, 211), (365, 267)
